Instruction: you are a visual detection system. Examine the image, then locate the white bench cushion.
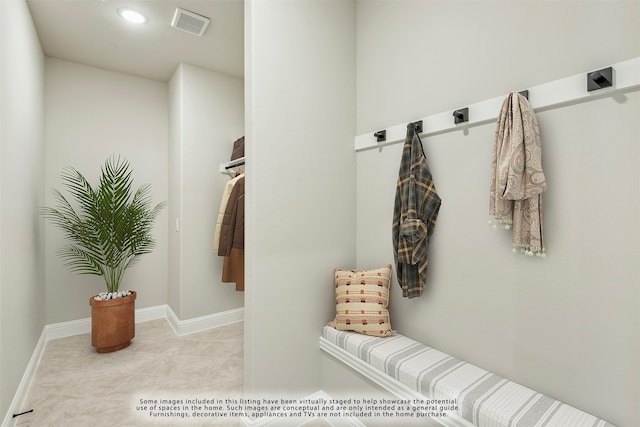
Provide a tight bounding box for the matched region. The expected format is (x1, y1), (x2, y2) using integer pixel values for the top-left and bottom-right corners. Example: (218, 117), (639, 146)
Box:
(322, 326), (614, 427)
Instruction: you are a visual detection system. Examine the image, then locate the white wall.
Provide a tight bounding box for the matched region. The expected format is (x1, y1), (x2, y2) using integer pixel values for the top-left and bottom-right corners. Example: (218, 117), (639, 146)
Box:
(168, 63), (244, 320)
(44, 58), (169, 324)
(244, 0), (356, 396)
(355, 1), (640, 425)
(356, 1), (640, 134)
(0, 0), (45, 418)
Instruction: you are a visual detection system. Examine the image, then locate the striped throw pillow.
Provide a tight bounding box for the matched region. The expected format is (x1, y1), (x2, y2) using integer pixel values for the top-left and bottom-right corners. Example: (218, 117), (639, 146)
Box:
(328, 265), (393, 337)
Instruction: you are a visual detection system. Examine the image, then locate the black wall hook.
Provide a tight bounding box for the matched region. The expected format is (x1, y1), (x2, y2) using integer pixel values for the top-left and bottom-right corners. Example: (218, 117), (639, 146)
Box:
(453, 108), (469, 124)
(407, 121), (423, 134)
(374, 130), (386, 143)
(518, 90), (529, 100)
(587, 67), (613, 92)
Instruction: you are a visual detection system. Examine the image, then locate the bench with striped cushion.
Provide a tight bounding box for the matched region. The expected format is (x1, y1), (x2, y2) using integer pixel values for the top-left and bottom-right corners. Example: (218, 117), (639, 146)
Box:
(321, 326), (614, 427)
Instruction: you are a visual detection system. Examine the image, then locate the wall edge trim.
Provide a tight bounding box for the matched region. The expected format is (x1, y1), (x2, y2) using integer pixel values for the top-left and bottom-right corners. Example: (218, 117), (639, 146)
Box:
(166, 305), (244, 336)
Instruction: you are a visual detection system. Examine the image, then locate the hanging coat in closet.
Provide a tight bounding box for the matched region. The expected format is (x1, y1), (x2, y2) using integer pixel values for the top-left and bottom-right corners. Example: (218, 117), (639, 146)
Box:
(218, 175), (244, 292)
(213, 172), (244, 254)
(392, 123), (441, 298)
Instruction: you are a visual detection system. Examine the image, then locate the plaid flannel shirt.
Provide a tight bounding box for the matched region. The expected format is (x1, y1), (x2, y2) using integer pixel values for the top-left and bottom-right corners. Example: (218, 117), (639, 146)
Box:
(392, 123), (441, 298)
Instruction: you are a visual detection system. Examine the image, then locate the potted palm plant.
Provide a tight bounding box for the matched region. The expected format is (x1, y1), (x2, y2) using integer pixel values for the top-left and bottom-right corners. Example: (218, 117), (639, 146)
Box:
(41, 155), (165, 353)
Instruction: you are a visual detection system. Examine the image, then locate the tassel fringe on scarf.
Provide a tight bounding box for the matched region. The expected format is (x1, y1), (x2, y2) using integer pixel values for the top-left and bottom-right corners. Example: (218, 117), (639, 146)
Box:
(489, 92), (547, 258)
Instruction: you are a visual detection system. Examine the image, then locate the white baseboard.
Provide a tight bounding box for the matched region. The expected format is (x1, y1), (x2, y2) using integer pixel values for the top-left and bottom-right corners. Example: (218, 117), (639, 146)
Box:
(43, 304), (168, 341)
(166, 305), (244, 336)
(44, 316), (91, 340)
(136, 304), (171, 323)
(2, 304), (244, 427)
(1, 330), (47, 427)
(42, 304), (246, 341)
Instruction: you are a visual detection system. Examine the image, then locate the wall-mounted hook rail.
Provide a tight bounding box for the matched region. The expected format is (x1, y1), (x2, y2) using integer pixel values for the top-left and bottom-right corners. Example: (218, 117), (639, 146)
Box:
(354, 57), (640, 152)
(587, 67), (613, 92)
(453, 108), (469, 124)
(374, 130), (386, 143)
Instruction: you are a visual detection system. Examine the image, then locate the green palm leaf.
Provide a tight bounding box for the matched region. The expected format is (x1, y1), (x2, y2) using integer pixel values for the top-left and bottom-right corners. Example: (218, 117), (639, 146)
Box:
(40, 155), (165, 293)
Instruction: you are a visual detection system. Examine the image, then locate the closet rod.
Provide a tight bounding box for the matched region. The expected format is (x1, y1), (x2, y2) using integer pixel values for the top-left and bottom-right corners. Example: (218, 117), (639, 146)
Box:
(222, 157), (245, 169)
(219, 157), (245, 175)
(355, 56), (640, 152)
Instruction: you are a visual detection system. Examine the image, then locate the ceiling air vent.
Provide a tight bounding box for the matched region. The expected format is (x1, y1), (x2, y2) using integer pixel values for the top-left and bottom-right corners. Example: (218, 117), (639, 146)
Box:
(170, 8), (210, 37)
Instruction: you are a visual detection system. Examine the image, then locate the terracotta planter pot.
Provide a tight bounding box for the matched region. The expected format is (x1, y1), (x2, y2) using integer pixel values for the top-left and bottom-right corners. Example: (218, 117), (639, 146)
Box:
(89, 291), (136, 353)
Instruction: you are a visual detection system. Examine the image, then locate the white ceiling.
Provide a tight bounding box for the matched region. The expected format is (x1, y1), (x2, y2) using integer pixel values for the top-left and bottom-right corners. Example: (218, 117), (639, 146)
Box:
(26, 0), (244, 82)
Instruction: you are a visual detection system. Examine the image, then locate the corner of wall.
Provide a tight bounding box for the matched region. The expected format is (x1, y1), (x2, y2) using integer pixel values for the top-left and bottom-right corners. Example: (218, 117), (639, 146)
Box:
(167, 63), (184, 320)
(244, 0), (356, 397)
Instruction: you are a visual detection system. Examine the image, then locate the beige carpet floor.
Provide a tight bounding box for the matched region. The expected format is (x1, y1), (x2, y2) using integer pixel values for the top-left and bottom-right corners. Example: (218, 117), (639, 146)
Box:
(12, 319), (334, 427)
(13, 319), (243, 426)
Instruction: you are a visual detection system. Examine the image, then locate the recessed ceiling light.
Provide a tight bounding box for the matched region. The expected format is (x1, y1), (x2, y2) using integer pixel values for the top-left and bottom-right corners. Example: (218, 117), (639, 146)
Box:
(118, 8), (147, 24)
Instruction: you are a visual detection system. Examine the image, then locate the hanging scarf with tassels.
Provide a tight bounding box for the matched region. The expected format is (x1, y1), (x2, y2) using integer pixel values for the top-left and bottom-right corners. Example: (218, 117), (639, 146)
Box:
(490, 92), (547, 257)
